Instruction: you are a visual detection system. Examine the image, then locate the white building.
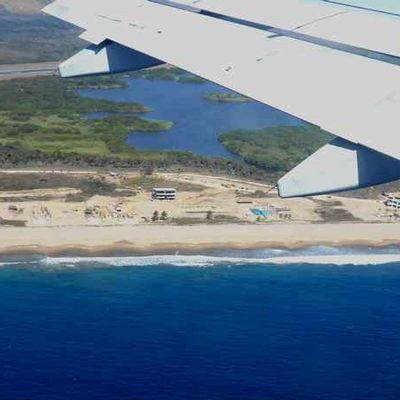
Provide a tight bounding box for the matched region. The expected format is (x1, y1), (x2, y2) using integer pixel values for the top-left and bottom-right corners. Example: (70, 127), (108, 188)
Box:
(152, 188), (176, 201)
(384, 193), (400, 209)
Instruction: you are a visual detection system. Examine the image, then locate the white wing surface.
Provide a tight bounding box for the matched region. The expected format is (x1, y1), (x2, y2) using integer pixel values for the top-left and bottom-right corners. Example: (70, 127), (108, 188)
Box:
(43, 0), (400, 197)
(172, 0), (400, 57)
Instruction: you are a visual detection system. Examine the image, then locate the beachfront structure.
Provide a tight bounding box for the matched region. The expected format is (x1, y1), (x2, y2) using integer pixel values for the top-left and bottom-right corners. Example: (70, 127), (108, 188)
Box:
(384, 194), (400, 210)
(152, 188), (176, 201)
(251, 204), (291, 220)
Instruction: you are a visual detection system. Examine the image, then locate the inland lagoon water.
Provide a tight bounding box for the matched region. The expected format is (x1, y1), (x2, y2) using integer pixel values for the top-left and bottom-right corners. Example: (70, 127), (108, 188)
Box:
(80, 78), (303, 158)
(1, 247), (400, 399)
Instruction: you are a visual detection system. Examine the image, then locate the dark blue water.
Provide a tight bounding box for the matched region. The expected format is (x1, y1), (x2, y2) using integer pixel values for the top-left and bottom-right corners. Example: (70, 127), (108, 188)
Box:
(1, 261), (400, 399)
(80, 78), (303, 157)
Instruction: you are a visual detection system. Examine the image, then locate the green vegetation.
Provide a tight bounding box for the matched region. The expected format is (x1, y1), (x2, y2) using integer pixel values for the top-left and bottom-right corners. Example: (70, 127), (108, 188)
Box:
(67, 67), (206, 90)
(152, 210), (159, 222)
(71, 75), (129, 90)
(0, 76), (171, 157)
(219, 126), (333, 176)
(0, 77), (148, 114)
(0, 9), (81, 64)
(205, 92), (251, 103)
(73, 67), (206, 89)
(132, 67), (206, 84)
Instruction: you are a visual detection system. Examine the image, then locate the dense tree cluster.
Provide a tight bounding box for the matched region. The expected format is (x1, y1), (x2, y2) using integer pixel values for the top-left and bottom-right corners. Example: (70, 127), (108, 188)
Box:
(219, 126), (333, 176)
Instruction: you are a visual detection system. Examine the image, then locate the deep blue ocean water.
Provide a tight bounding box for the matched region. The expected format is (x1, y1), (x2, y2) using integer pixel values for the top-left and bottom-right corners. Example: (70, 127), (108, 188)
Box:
(1, 252), (400, 400)
(80, 78), (303, 158)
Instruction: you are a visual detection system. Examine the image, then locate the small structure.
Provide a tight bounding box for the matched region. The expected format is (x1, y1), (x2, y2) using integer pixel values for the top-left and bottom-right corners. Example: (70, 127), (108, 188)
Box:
(250, 204), (292, 220)
(251, 208), (270, 218)
(383, 193), (400, 209)
(8, 205), (18, 212)
(152, 188), (176, 201)
(84, 207), (94, 217)
(236, 199), (253, 204)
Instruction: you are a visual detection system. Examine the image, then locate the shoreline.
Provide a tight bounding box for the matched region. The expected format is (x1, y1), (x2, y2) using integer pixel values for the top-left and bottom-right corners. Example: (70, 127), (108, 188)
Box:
(1, 223), (400, 257)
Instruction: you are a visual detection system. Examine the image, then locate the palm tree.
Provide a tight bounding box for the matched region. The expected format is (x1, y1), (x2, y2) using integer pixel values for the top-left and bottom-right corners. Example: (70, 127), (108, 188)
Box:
(152, 210), (159, 222)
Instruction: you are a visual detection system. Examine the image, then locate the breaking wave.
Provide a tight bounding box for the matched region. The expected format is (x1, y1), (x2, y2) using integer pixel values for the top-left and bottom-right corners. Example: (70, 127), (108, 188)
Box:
(40, 254), (400, 267)
(1, 246), (400, 268)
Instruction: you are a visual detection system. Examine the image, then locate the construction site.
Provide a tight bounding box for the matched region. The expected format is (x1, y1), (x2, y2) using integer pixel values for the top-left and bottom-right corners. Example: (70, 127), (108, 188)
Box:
(0, 169), (395, 229)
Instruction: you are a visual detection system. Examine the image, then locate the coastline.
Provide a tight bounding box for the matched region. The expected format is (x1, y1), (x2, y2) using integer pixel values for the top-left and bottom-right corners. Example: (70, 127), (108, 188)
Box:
(1, 223), (400, 256)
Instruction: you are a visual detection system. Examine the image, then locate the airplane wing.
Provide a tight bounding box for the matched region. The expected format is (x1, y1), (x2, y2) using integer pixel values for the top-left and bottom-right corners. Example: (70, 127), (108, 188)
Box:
(43, 0), (400, 197)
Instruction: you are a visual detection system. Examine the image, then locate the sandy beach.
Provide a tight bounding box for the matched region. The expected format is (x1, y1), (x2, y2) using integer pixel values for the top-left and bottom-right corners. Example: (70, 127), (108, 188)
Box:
(0, 169), (398, 255)
(1, 223), (400, 255)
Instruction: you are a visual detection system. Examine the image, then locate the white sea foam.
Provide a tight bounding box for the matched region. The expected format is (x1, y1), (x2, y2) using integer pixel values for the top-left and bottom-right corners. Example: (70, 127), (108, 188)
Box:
(2, 247), (400, 268)
(0, 261), (36, 267)
(40, 255), (267, 268)
(270, 254), (400, 266)
(38, 253), (400, 267)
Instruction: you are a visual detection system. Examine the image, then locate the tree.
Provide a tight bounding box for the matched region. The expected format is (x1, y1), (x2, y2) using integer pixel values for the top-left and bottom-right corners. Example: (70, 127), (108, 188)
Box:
(161, 211), (168, 221)
(144, 166), (154, 176)
(152, 210), (159, 222)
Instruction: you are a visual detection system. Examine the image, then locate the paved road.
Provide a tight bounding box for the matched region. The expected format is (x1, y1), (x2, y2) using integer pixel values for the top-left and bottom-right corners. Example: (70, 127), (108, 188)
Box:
(0, 62), (59, 81)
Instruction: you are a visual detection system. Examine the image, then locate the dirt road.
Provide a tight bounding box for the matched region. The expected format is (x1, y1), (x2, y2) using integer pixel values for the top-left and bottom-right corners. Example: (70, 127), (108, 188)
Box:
(0, 61), (58, 81)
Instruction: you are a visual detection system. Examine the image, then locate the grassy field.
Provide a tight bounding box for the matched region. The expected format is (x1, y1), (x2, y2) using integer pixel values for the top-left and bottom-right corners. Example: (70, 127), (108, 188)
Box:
(0, 3), (81, 64)
(0, 76), (172, 157)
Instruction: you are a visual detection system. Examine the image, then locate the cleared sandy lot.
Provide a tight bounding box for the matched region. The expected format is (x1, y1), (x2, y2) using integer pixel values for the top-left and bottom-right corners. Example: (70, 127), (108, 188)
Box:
(0, 169), (395, 254)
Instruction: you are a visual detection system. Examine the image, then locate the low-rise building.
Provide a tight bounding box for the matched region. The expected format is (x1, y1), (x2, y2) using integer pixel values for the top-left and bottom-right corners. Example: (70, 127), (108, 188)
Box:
(383, 193), (400, 209)
(152, 188), (176, 201)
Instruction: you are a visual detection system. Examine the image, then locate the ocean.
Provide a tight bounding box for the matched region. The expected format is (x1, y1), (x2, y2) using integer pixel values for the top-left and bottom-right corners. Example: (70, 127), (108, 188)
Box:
(1, 247), (400, 399)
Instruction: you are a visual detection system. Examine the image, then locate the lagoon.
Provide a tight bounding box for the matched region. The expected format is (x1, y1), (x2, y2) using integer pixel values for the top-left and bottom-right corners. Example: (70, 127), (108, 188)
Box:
(80, 78), (303, 158)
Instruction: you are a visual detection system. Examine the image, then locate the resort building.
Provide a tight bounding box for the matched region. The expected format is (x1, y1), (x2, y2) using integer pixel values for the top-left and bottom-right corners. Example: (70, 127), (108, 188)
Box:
(384, 193), (400, 209)
(152, 188), (177, 201)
